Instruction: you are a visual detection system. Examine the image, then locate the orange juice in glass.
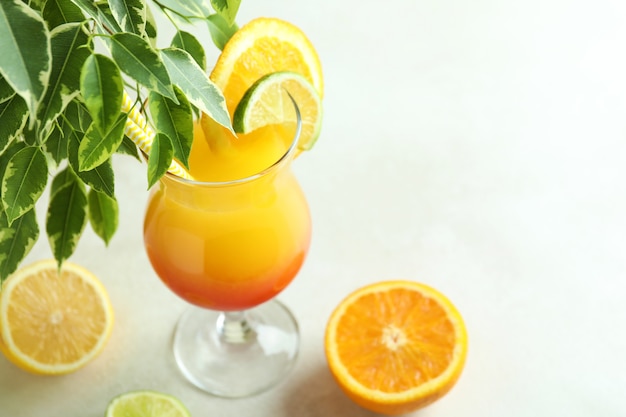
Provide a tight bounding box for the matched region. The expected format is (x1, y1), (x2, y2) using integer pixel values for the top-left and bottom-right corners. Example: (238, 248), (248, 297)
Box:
(144, 123), (310, 311)
(143, 103), (310, 397)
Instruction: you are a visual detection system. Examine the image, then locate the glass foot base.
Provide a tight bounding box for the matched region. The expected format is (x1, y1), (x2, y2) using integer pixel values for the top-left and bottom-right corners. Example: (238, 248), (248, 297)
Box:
(172, 299), (300, 397)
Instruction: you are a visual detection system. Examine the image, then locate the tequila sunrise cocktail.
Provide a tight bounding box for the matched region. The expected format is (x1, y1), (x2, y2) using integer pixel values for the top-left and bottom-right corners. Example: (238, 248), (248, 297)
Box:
(143, 123), (311, 311)
(143, 108), (311, 397)
(142, 13), (323, 398)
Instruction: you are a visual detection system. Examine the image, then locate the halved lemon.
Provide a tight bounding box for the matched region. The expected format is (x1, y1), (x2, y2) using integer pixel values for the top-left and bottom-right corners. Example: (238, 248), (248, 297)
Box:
(325, 280), (468, 415)
(233, 71), (322, 150)
(0, 259), (114, 375)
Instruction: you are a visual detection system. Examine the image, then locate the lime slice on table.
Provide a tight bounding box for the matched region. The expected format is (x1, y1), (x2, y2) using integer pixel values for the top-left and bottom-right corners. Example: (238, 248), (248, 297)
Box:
(233, 71), (323, 151)
(105, 390), (191, 417)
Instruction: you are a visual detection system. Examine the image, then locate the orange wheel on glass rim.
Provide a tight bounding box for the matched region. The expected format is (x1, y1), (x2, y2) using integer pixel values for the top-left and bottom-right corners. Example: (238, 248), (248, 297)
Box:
(209, 17), (324, 116)
(325, 280), (468, 415)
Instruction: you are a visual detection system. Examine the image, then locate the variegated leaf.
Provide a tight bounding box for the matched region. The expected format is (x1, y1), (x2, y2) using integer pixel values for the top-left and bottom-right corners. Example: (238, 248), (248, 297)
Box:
(78, 113), (126, 171)
(0, 141), (27, 198)
(147, 133), (173, 189)
(206, 13), (238, 50)
(38, 22), (91, 136)
(155, 0), (211, 18)
(1, 146), (48, 225)
(171, 31), (206, 71)
(0, 76), (15, 104)
(210, 0), (240, 25)
(44, 115), (72, 164)
(67, 130), (115, 197)
(144, 4), (158, 47)
(42, 0), (84, 28)
(50, 166), (76, 196)
(161, 47), (231, 131)
(80, 54), (124, 135)
(70, 0), (122, 32)
(64, 99), (92, 132)
(88, 189), (118, 245)
(111, 33), (177, 101)
(117, 135), (140, 160)
(109, 0), (145, 35)
(0, 94), (28, 151)
(0, 0), (51, 121)
(0, 208), (38, 283)
(46, 175), (88, 265)
(149, 87), (193, 169)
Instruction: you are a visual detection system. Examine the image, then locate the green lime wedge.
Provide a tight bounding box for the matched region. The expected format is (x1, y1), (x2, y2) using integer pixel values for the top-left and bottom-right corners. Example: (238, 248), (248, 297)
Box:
(233, 71), (323, 151)
(105, 390), (191, 417)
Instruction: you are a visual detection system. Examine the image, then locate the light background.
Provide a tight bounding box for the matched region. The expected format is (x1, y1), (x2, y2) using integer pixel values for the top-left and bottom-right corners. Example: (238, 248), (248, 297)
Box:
(1, 0), (626, 416)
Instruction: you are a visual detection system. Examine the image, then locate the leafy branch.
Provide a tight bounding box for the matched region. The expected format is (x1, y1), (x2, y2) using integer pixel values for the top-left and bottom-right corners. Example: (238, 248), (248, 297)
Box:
(0, 0), (241, 283)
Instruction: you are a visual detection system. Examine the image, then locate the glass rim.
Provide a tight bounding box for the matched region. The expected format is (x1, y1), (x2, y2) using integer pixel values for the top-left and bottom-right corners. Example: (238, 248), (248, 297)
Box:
(159, 93), (302, 188)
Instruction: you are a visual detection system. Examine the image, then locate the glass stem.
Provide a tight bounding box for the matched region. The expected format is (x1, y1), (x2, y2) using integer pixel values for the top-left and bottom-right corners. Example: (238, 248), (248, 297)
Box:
(216, 311), (255, 344)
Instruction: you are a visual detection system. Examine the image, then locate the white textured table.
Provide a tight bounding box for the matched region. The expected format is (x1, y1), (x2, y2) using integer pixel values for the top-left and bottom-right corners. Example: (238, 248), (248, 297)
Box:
(2, 0), (626, 416)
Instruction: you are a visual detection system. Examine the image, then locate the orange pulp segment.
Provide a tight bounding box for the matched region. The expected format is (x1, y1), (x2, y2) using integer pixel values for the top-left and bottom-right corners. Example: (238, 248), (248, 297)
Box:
(191, 118), (297, 182)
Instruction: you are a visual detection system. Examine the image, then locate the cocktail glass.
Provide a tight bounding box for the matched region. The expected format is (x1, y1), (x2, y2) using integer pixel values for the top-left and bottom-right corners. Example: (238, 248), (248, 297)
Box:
(143, 102), (310, 397)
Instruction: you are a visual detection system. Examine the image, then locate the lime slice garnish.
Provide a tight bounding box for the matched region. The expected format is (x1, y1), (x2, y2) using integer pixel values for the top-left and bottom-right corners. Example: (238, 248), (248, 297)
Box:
(233, 71), (323, 151)
(105, 390), (191, 417)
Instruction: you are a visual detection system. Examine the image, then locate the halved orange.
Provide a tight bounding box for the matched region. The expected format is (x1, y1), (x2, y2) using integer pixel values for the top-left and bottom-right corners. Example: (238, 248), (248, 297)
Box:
(209, 17), (324, 116)
(325, 280), (468, 415)
(0, 259), (114, 375)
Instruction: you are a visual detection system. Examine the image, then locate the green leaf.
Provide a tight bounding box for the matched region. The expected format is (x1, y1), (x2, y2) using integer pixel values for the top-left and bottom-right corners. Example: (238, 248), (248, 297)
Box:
(88, 189), (118, 245)
(207, 13), (238, 50)
(1, 146), (48, 225)
(67, 131), (115, 197)
(0, 0), (51, 122)
(161, 48), (232, 132)
(0, 141), (27, 198)
(171, 31), (206, 71)
(210, 0), (240, 26)
(0, 208), (39, 283)
(110, 33), (177, 101)
(80, 54), (123, 135)
(0, 94), (28, 151)
(117, 135), (140, 160)
(156, 0), (212, 18)
(109, 0), (146, 35)
(38, 22), (91, 136)
(46, 174), (88, 265)
(43, 0), (84, 28)
(0, 76), (14, 104)
(147, 133), (173, 189)
(149, 87), (193, 169)
(78, 113), (126, 171)
(70, 0), (122, 32)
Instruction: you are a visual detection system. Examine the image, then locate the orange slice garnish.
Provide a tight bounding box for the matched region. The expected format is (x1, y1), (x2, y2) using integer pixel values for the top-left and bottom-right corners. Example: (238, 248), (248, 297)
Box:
(209, 17), (323, 116)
